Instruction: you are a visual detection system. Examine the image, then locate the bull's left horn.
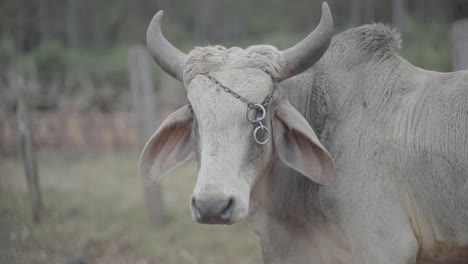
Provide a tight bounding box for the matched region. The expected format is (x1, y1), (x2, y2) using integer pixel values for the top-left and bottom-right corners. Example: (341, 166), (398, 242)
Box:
(146, 11), (186, 81)
(279, 2), (334, 81)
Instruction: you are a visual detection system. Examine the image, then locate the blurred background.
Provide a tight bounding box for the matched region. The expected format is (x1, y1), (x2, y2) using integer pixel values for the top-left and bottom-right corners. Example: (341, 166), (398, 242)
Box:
(1, 0), (467, 263)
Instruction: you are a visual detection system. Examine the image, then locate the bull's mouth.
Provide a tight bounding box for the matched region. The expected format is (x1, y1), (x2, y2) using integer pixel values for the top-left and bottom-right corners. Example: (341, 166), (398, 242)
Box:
(195, 217), (234, 225)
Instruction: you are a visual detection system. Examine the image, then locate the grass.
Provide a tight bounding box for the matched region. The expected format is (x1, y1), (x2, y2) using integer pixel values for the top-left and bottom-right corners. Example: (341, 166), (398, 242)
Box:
(0, 153), (261, 264)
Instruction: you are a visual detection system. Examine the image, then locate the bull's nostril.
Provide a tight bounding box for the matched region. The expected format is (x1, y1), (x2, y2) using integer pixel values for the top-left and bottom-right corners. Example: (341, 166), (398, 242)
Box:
(191, 197), (202, 221)
(220, 197), (234, 221)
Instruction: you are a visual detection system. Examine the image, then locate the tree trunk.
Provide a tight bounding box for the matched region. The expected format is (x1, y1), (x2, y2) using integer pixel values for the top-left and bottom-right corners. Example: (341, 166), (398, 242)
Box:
(66, 0), (79, 47)
(363, 0), (375, 23)
(351, 0), (363, 26)
(194, 0), (211, 43)
(452, 0), (468, 22)
(38, 0), (49, 41)
(392, 0), (406, 33)
(415, 0), (427, 25)
(17, 0), (26, 51)
(452, 0), (468, 71)
(452, 19), (468, 70)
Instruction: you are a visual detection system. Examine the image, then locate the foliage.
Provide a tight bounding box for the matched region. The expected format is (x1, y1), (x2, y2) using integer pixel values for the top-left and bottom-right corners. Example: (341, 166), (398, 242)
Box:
(0, 0), (464, 110)
(32, 40), (67, 85)
(400, 19), (452, 72)
(66, 47), (130, 92)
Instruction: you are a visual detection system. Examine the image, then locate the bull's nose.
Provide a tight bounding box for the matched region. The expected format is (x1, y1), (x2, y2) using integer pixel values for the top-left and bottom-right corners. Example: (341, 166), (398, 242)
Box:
(191, 196), (234, 224)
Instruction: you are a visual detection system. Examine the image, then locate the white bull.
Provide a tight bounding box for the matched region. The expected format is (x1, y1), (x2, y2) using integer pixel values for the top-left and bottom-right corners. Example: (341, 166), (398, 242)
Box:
(139, 2), (468, 263)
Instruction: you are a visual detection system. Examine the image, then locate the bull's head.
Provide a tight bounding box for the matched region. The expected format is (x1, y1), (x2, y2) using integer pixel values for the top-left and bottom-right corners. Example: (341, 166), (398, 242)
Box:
(139, 2), (335, 224)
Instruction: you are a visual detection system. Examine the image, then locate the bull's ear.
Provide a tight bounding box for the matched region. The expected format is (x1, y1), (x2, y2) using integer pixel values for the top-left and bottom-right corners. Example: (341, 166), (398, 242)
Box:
(139, 105), (194, 186)
(271, 101), (335, 185)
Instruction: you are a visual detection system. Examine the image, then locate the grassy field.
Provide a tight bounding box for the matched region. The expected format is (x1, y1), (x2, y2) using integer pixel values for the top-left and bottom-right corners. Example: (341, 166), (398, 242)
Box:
(0, 153), (261, 264)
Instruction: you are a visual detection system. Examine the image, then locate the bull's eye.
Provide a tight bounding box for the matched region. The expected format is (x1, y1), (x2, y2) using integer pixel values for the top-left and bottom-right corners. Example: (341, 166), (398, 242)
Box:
(188, 103), (194, 114)
(187, 103), (198, 124)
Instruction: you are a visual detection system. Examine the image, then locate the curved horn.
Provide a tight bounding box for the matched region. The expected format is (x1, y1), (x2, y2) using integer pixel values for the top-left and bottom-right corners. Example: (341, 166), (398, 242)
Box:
(146, 11), (186, 81)
(279, 2), (334, 81)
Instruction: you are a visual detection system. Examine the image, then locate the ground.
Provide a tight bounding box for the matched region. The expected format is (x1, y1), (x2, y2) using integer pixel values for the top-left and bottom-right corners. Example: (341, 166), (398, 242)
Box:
(0, 152), (261, 264)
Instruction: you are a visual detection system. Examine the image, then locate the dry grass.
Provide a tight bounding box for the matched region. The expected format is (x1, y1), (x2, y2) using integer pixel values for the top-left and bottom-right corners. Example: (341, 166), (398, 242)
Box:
(0, 153), (261, 264)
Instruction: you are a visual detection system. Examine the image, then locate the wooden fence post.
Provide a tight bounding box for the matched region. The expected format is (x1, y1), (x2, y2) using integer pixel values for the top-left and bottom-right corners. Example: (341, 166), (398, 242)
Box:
(128, 46), (164, 225)
(16, 87), (43, 223)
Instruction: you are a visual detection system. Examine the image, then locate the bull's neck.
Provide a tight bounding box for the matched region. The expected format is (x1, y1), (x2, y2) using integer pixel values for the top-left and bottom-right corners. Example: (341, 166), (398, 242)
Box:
(278, 65), (331, 139)
(248, 67), (331, 227)
(248, 55), (409, 226)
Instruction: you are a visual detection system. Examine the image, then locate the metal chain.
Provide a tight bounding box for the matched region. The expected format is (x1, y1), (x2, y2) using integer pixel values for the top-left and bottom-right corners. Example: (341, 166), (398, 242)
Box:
(203, 74), (273, 108)
(200, 73), (274, 145)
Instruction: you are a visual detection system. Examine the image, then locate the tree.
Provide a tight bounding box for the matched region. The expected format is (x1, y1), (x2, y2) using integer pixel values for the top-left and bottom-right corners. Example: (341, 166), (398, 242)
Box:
(194, 0), (211, 43)
(363, 0), (375, 23)
(38, 0), (49, 40)
(66, 0), (78, 47)
(393, 0), (406, 32)
(351, 0), (364, 26)
(451, 0), (468, 70)
(414, 0), (427, 24)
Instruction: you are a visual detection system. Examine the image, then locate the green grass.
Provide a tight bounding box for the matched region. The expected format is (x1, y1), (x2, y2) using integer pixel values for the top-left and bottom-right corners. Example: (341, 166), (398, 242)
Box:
(0, 153), (261, 264)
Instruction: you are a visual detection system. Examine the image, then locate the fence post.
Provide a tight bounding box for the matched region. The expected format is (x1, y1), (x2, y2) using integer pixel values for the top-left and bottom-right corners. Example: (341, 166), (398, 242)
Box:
(16, 86), (43, 223)
(128, 46), (164, 225)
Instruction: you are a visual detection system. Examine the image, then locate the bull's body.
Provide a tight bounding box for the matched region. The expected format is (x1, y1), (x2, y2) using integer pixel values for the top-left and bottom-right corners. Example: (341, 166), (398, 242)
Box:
(249, 24), (468, 263)
(140, 4), (468, 263)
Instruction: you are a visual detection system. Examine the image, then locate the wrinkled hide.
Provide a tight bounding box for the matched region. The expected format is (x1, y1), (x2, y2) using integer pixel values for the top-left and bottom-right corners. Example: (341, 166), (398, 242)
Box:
(248, 24), (468, 264)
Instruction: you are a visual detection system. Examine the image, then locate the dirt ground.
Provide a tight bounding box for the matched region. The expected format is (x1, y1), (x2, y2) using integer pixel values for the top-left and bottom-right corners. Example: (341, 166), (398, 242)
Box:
(0, 152), (261, 264)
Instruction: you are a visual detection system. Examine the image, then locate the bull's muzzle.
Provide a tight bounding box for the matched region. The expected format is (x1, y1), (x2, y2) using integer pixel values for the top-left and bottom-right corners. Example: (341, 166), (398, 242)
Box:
(191, 194), (235, 224)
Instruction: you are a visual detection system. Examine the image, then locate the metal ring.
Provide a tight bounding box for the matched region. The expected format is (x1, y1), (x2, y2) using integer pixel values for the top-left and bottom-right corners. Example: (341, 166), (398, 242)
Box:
(246, 104), (266, 123)
(253, 124), (269, 145)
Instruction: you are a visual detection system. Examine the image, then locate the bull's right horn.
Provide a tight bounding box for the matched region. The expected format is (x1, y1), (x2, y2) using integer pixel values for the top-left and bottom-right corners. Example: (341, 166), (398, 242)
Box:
(146, 11), (186, 81)
(279, 2), (334, 81)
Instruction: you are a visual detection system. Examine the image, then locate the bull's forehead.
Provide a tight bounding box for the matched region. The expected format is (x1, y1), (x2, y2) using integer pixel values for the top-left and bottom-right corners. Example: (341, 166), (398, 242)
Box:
(187, 69), (274, 118)
(187, 69), (272, 183)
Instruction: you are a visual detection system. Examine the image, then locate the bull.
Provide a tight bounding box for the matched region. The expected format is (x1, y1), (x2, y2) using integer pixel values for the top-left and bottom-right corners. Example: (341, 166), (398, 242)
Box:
(139, 2), (468, 263)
